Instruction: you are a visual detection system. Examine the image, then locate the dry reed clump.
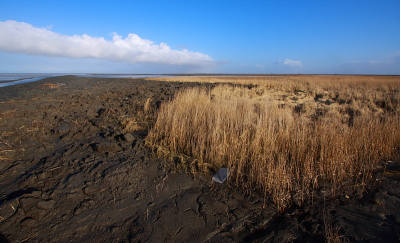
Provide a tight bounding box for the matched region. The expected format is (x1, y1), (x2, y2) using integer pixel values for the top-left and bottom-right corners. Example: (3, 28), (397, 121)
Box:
(146, 77), (400, 210)
(41, 83), (64, 89)
(121, 117), (143, 132)
(121, 97), (157, 132)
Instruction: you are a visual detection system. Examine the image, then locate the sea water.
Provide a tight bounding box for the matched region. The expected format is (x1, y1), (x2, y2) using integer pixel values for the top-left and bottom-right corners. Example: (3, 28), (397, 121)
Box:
(0, 73), (65, 88)
(0, 74), (177, 88)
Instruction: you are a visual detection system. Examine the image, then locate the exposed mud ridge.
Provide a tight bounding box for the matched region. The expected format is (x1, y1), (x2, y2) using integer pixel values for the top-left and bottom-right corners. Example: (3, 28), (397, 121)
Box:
(0, 76), (399, 242)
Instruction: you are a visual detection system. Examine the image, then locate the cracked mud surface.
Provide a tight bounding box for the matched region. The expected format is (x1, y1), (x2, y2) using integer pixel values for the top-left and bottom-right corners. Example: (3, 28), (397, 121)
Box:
(0, 76), (399, 242)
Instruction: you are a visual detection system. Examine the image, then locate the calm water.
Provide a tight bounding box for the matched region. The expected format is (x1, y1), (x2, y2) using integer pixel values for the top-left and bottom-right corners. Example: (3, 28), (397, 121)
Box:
(0, 74), (177, 88)
(0, 73), (62, 88)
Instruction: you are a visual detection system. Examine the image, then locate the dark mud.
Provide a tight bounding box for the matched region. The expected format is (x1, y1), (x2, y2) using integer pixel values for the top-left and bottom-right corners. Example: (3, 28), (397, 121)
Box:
(0, 76), (399, 242)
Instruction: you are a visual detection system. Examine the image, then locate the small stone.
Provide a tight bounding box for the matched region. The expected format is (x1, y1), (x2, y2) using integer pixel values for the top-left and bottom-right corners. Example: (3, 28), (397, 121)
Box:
(124, 133), (136, 142)
(37, 200), (56, 210)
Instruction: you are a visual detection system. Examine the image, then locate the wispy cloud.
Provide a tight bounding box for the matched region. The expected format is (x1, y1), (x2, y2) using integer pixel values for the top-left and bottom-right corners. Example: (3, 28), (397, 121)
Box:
(0, 20), (215, 66)
(280, 58), (302, 67)
(351, 60), (382, 64)
(340, 54), (400, 75)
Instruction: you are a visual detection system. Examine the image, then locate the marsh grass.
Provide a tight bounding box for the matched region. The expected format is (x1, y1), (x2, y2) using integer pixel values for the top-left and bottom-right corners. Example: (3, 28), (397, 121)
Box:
(122, 97), (157, 132)
(146, 76), (400, 210)
(121, 117), (143, 132)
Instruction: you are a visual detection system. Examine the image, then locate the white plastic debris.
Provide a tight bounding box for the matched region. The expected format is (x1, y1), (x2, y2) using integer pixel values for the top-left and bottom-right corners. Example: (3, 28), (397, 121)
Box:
(212, 168), (230, 183)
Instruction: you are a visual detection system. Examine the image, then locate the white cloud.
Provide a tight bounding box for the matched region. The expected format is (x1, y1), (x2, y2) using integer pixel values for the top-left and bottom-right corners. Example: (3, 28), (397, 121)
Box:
(0, 20), (215, 66)
(282, 58), (302, 67)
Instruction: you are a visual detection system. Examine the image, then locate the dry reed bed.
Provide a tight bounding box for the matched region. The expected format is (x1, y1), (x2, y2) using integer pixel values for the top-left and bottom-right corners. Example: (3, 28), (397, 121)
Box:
(145, 76), (400, 210)
(146, 75), (400, 113)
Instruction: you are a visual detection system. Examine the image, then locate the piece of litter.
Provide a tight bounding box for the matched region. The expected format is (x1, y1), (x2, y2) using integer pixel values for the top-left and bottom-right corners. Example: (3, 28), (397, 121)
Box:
(212, 168), (230, 183)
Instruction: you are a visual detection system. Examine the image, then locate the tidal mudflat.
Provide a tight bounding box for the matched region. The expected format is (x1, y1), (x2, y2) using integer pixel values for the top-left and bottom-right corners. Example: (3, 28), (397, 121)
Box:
(0, 75), (399, 242)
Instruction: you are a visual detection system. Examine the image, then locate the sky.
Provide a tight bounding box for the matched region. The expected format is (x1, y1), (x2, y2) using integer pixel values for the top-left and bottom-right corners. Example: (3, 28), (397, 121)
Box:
(0, 0), (399, 74)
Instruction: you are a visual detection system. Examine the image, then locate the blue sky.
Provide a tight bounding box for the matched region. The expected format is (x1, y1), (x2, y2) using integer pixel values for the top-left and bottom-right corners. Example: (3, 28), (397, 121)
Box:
(0, 0), (399, 74)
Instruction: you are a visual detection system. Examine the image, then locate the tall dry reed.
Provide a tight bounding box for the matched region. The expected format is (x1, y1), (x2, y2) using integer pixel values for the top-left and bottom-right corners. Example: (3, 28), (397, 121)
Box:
(147, 80), (400, 210)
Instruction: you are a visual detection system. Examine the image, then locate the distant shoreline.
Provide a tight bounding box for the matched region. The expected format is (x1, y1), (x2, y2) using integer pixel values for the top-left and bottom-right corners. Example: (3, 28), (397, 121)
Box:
(1, 73), (399, 88)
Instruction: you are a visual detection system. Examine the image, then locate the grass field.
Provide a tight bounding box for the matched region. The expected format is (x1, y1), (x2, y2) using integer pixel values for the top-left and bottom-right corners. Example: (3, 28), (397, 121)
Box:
(143, 75), (400, 210)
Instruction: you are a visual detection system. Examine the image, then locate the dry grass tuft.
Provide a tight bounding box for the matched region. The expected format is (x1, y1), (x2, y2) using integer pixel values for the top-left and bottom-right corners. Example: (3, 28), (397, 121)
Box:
(121, 117), (142, 132)
(121, 97), (158, 132)
(144, 97), (153, 114)
(146, 76), (400, 210)
(41, 83), (63, 89)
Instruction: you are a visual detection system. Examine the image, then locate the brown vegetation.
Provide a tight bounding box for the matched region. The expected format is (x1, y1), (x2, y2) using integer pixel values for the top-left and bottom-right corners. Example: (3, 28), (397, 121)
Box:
(40, 83), (64, 89)
(146, 75), (400, 210)
(121, 97), (157, 132)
